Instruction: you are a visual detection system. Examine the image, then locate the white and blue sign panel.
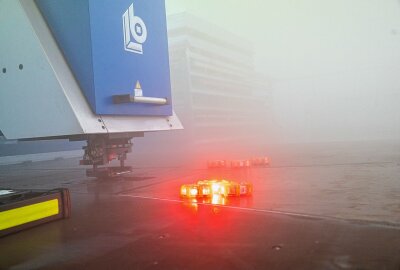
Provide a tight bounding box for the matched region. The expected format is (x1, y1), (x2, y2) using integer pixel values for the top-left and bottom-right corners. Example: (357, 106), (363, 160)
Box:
(36, 0), (172, 116)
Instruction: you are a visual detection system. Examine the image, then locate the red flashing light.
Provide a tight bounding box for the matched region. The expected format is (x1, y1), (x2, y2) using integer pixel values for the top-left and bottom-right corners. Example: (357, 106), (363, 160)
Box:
(207, 160), (227, 168)
(251, 157), (270, 166)
(211, 194), (226, 205)
(180, 185), (199, 198)
(230, 160), (251, 169)
(190, 187), (198, 196)
(180, 186), (187, 196)
(180, 180), (252, 199)
(208, 157), (270, 169)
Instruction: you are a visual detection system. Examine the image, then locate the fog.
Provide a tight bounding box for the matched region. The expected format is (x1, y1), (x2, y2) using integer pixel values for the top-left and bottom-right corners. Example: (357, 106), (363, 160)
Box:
(166, 0), (400, 143)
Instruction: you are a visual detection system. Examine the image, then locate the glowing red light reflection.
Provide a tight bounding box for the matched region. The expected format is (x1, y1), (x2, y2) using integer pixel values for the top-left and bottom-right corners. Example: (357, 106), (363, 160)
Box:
(180, 180), (252, 199)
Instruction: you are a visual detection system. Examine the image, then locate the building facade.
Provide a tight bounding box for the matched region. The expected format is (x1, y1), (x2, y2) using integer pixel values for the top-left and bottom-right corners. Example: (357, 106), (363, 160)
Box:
(164, 13), (272, 159)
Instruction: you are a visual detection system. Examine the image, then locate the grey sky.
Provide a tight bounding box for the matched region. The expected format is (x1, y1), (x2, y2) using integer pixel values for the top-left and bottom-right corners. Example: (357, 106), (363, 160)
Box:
(166, 0), (400, 143)
(166, 0), (400, 78)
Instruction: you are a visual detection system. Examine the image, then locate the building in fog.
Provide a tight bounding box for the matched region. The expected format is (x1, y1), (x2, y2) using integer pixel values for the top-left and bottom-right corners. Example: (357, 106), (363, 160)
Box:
(164, 13), (272, 157)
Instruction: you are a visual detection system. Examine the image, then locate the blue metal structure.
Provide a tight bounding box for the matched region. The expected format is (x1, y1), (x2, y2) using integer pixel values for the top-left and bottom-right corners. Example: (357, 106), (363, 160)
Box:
(36, 0), (172, 116)
(0, 0), (182, 177)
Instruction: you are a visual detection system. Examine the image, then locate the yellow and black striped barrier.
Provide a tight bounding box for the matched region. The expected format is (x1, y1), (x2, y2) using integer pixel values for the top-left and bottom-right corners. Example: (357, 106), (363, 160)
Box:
(0, 188), (71, 237)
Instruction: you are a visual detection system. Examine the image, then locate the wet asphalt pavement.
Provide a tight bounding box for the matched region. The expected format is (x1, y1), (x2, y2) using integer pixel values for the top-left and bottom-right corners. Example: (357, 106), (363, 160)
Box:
(0, 142), (400, 269)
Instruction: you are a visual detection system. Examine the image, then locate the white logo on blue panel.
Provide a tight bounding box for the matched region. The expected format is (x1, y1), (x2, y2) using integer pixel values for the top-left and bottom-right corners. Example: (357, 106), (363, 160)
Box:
(123, 3), (147, 54)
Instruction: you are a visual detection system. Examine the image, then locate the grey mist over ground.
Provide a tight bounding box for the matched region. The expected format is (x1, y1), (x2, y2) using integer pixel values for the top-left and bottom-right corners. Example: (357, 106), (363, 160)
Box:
(166, 0), (400, 144)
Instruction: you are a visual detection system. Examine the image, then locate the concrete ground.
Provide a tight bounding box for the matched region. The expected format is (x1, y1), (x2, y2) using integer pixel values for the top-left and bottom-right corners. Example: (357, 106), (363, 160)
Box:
(0, 141), (399, 269)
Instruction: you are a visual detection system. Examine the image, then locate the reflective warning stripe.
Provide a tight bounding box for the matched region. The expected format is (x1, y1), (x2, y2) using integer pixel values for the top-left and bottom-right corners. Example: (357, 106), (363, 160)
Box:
(0, 199), (59, 231)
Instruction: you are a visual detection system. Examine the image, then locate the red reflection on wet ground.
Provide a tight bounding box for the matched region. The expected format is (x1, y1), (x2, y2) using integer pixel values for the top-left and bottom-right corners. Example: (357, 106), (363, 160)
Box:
(181, 194), (254, 215)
